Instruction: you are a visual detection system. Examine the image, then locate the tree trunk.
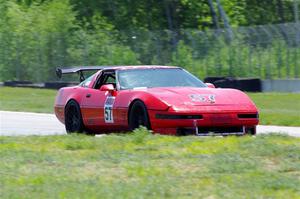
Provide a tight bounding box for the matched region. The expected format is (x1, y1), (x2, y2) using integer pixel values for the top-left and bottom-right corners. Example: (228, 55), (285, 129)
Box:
(277, 0), (285, 23)
(207, 0), (219, 29)
(294, 0), (299, 23)
(164, 0), (177, 47)
(164, 0), (174, 30)
(216, 0), (233, 40)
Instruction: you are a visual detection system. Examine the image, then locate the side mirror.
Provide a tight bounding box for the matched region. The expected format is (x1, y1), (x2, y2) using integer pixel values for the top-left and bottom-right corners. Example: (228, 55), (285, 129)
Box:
(205, 83), (215, 88)
(100, 84), (115, 92)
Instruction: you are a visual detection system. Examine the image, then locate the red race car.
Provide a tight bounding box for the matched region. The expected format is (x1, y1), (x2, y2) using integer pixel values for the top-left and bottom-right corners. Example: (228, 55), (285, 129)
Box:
(54, 65), (259, 136)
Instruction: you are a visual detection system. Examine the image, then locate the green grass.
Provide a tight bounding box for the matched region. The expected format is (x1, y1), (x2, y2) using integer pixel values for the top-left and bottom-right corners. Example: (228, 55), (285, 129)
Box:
(1, 130), (300, 199)
(0, 87), (56, 113)
(0, 87), (299, 126)
(248, 93), (300, 126)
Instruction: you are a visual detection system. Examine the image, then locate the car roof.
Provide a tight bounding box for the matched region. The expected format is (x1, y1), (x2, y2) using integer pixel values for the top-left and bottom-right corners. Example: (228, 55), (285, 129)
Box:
(56, 65), (182, 81)
(101, 65), (180, 71)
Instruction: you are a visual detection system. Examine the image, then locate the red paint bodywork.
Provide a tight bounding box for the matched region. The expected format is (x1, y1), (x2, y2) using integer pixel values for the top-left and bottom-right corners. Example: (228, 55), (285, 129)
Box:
(54, 66), (259, 135)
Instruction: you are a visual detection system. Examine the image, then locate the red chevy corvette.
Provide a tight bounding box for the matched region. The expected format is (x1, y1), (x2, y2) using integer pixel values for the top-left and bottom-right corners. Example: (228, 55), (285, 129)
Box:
(54, 65), (259, 135)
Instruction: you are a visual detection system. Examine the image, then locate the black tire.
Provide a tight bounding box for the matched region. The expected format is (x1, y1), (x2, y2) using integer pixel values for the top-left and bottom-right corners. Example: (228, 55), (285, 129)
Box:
(129, 100), (151, 130)
(65, 100), (84, 133)
(245, 126), (256, 135)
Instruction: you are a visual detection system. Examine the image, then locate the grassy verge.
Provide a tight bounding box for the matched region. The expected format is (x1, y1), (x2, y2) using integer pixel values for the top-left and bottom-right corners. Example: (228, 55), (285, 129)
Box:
(1, 130), (300, 198)
(248, 93), (300, 126)
(0, 87), (56, 113)
(0, 87), (299, 126)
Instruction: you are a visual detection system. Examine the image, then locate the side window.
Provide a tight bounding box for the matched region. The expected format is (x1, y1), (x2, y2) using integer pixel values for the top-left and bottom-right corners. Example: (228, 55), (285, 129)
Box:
(94, 71), (116, 89)
(104, 75), (115, 84)
(79, 74), (94, 88)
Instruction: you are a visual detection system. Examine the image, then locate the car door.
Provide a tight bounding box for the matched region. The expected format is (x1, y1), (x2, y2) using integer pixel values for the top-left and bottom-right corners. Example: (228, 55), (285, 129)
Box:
(81, 70), (117, 130)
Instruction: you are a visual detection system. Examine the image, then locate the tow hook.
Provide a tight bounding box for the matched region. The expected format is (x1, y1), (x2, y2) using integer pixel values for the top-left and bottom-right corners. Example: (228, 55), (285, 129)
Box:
(194, 120), (200, 136)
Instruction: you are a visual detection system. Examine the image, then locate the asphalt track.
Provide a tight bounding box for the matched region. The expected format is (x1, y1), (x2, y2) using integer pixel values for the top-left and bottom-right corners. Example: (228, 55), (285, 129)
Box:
(1, 111), (300, 137)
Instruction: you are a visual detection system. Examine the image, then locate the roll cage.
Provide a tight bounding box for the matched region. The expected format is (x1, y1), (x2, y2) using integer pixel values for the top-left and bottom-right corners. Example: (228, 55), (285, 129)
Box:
(56, 66), (114, 82)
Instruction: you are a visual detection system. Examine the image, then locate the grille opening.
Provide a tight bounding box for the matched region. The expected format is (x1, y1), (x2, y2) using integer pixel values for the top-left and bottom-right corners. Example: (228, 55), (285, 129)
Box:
(238, 113), (258, 119)
(177, 126), (244, 136)
(156, 114), (203, 119)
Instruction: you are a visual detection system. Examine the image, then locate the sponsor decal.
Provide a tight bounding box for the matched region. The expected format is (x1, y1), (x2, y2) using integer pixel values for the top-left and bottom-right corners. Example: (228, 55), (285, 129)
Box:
(208, 94), (216, 103)
(189, 94), (216, 103)
(104, 95), (115, 123)
(189, 94), (206, 102)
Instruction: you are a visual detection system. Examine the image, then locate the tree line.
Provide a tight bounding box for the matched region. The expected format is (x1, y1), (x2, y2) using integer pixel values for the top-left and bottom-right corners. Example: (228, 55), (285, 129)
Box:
(16, 0), (299, 30)
(0, 0), (299, 81)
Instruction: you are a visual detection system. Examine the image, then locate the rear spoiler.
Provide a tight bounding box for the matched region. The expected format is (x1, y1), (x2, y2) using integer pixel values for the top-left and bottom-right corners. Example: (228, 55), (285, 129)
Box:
(56, 66), (110, 82)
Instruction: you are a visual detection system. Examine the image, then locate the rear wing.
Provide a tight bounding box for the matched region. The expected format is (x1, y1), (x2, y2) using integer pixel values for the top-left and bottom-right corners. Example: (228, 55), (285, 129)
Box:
(56, 66), (109, 82)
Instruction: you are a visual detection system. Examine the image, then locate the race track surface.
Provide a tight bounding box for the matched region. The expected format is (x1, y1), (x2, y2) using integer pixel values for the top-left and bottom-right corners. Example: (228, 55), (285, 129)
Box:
(0, 111), (65, 136)
(1, 111), (300, 137)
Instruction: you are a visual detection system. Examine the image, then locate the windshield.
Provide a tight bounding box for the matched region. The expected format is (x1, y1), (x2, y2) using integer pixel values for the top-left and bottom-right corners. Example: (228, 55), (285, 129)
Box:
(118, 68), (206, 90)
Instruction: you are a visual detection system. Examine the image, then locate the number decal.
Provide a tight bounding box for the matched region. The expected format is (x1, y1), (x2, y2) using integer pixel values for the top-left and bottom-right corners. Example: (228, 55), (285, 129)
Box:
(104, 96), (115, 123)
(105, 107), (112, 122)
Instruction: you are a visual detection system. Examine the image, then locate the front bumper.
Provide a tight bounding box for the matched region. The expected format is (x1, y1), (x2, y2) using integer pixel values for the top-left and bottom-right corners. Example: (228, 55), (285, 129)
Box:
(148, 110), (259, 135)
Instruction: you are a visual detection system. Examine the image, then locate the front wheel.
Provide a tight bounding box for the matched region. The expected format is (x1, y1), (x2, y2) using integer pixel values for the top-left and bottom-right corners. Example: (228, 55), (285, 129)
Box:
(65, 100), (84, 133)
(245, 126), (256, 135)
(128, 100), (151, 131)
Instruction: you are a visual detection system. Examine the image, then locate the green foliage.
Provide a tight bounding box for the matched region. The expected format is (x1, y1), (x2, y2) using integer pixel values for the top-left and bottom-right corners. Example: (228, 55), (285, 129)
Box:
(68, 29), (140, 67)
(1, 134), (300, 198)
(171, 40), (193, 67)
(64, 134), (97, 150)
(69, 0), (298, 30)
(131, 126), (151, 144)
(184, 37), (300, 79)
(0, 0), (299, 82)
(0, 0), (139, 82)
(166, 32), (300, 80)
(0, 0), (77, 81)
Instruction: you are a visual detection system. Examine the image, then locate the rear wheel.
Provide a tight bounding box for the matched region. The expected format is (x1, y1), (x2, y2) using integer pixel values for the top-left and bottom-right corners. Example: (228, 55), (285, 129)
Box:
(65, 100), (84, 133)
(129, 100), (151, 130)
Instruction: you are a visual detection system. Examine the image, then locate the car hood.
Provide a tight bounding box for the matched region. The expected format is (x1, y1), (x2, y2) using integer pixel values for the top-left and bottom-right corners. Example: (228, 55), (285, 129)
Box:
(144, 87), (257, 111)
